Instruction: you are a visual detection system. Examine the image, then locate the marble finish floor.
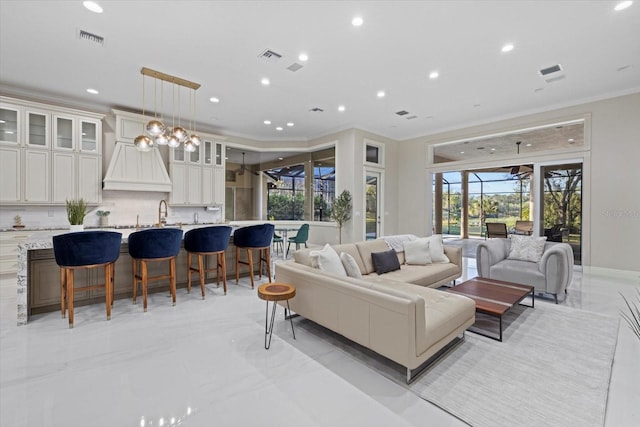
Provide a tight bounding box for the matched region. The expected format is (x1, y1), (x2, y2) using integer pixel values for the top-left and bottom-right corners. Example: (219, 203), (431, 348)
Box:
(1, 245), (639, 426)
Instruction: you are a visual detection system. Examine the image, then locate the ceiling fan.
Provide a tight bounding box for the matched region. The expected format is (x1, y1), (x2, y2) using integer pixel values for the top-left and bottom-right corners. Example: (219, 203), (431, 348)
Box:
(233, 152), (259, 176)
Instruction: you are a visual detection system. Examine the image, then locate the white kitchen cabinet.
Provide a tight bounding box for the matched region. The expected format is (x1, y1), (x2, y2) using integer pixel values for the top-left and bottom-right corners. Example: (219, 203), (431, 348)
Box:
(201, 167), (213, 205)
(169, 164), (188, 205)
(0, 104), (20, 145)
(0, 96), (103, 205)
(24, 149), (50, 203)
(0, 231), (32, 275)
(187, 166), (203, 205)
(213, 167), (225, 205)
(0, 146), (20, 203)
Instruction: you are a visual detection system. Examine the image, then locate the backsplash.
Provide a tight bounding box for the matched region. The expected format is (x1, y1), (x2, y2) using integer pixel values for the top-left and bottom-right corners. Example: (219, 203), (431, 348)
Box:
(0, 190), (222, 230)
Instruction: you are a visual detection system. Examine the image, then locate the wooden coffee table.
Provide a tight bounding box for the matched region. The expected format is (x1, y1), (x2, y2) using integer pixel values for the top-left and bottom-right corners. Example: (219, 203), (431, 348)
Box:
(446, 277), (534, 341)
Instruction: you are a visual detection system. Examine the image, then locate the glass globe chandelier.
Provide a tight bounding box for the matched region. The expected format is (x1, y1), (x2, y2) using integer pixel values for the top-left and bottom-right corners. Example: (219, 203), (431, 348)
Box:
(134, 67), (202, 153)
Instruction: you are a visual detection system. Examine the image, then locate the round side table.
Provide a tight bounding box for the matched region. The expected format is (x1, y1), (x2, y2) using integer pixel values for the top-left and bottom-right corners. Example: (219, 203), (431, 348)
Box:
(257, 282), (296, 349)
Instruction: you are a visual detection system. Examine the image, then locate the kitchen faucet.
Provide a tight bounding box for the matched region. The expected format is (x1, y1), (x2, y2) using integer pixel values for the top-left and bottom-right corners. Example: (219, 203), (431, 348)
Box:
(158, 199), (168, 227)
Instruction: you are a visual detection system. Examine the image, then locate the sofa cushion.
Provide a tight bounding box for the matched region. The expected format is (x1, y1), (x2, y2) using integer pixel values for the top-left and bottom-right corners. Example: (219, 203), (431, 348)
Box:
(424, 235), (449, 263)
(340, 252), (363, 279)
(356, 239), (393, 274)
(491, 259), (546, 289)
(365, 263), (460, 287)
(332, 243), (366, 274)
(404, 239), (432, 265)
(310, 244), (347, 277)
(508, 235), (547, 262)
(371, 249), (401, 275)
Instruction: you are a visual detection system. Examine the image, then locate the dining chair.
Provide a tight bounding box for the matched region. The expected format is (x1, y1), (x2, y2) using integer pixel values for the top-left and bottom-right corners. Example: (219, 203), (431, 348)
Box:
(287, 223), (309, 253)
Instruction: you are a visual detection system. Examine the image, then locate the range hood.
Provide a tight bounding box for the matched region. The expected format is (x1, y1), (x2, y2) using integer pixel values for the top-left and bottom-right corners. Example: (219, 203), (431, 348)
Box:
(103, 141), (172, 192)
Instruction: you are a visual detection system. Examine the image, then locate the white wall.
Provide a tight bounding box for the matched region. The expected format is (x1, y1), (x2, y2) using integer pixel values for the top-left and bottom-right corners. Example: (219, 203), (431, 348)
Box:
(397, 92), (640, 273)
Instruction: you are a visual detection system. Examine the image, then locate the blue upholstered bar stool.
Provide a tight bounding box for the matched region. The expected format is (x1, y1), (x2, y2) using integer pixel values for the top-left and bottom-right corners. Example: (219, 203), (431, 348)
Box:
(234, 224), (274, 289)
(128, 228), (183, 312)
(184, 226), (232, 298)
(53, 231), (122, 328)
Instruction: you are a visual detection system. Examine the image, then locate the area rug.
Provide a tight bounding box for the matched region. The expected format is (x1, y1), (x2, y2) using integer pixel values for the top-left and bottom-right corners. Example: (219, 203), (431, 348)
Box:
(294, 301), (619, 427)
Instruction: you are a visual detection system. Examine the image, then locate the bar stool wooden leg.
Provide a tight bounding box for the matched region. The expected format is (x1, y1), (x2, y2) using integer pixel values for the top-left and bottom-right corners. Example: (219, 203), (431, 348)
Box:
(132, 258), (138, 304)
(220, 252), (227, 295)
(141, 260), (148, 312)
(247, 249), (255, 289)
(67, 269), (75, 328)
(186, 252), (193, 294)
(170, 258), (177, 305)
(235, 246), (241, 283)
(60, 267), (66, 318)
(197, 254), (205, 299)
(105, 262), (112, 321)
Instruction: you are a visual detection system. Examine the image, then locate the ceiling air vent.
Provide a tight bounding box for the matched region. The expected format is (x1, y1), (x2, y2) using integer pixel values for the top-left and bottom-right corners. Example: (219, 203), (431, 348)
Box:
(406, 115), (417, 120)
(258, 49), (282, 62)
(309, 107), (324, 112)
(396, 110), (409, 116)
(539, 64), (562, 76)
(77, 29), (104, 46)
(287, 63), (304, 72)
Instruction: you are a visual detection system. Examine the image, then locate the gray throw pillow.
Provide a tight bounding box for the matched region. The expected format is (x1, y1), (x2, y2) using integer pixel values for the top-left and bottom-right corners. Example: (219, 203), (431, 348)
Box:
(371, 249), (401, 275)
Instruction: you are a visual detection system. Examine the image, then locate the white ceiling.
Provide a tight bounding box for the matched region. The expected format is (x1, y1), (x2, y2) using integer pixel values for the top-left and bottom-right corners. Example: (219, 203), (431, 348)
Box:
(1, 1), (639, 144)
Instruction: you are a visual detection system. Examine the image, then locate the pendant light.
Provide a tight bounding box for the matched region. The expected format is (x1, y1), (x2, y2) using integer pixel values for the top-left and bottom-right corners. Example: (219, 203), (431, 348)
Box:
(134, 73), (154, 152)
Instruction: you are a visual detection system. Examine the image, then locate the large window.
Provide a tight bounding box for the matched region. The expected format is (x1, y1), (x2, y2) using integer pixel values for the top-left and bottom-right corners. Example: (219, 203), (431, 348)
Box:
(436, 168), (531, 236)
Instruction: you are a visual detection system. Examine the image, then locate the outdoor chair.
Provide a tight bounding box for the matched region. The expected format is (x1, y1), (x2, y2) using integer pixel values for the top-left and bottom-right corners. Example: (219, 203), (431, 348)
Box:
(485, 222), (508, 239)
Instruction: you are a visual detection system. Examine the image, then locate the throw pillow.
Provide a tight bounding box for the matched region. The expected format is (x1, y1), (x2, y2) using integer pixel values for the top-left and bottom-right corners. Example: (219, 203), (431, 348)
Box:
(310, 244), (347, 276)
(371, 249), (401, 275)
(508, 235), (547, 262)
(340, 252), (363, 279)
(424, 234), (450, 263)
(403, 239), (432, 265)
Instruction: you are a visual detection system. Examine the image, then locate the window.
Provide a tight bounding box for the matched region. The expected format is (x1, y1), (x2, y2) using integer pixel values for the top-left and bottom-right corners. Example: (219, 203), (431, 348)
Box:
(365, 141), (383, 165)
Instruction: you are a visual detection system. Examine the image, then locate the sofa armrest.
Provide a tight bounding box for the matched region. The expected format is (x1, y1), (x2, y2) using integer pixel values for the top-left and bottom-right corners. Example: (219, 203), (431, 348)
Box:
(476, 239), (508, 277)
(538, 243), (574, 294)
(443, 245), (462, 269)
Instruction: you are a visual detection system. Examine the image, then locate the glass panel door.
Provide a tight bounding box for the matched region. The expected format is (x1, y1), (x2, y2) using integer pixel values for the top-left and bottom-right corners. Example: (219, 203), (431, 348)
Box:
(0, 107), (19, 144)
(203, 140), (212, 165)
(55, 116), (74, 150)
(540, 163), (582, 265)
(80, 120), (97, 152)
(365, 171), (382, 240)
(27, 111), (48, 147)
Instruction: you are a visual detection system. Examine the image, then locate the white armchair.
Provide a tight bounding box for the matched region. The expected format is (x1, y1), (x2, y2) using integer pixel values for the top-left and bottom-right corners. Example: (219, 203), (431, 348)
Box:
(476, 238), (574, 303)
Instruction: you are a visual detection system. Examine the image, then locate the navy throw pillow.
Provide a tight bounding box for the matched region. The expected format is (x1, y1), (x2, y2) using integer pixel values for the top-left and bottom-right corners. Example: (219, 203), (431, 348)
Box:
(371, 249), (401, 275)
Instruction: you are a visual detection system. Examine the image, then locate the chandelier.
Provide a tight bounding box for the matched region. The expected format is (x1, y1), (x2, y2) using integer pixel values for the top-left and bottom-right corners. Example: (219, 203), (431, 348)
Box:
(134, 67), (201, 153)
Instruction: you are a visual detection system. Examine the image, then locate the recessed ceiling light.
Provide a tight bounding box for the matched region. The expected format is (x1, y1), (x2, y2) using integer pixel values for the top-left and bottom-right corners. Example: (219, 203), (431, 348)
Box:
(338, 105), (346, 112)
(276, 127), (283, 131)
(86, 88), (99, 94)
(615, 1), (633, 11)
(209, 97), (220, 103)
(83, 1), (103, 13)
(298, 53), (308, 62)
(263, 120), (271, 125)
(501, 43), (514, 53)
(526, 143), (532, 147)
(261, 77), (270, 86)
(429, 71), (439, 79)
(460, 151), (465, 154)
(377, 90), (385, 98)
(491, 148), (496, 151)
(568, 138), (575, 143)
(278, 157), (284, 161)
(352, 16), (363, 27)
(286, 122), (294, 127)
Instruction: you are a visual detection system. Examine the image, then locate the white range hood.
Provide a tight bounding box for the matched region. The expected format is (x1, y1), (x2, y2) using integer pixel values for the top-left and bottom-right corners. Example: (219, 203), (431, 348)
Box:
(103, 109), (172, 192)
(102, 142), (172, 192)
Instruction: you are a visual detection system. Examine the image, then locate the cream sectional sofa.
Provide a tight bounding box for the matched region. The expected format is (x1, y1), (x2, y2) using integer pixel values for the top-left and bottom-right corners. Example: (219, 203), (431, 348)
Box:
(274, 238), (475, 382)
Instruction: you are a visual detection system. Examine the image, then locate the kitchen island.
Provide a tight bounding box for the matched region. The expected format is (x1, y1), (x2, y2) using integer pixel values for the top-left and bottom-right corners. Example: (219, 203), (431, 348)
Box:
(15, 224), (253, 325)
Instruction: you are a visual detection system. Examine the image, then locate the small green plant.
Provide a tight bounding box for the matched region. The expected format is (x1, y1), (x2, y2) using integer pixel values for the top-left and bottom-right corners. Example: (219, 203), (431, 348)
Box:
(331, 190), (352, 244)
(66, 199), (88, 225)
(621, 290), (640, 341)
(96, 210), (110, 217)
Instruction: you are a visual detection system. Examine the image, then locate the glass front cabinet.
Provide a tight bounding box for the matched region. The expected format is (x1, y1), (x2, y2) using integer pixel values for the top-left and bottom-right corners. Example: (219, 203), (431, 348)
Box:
(0, 96), (103, 204)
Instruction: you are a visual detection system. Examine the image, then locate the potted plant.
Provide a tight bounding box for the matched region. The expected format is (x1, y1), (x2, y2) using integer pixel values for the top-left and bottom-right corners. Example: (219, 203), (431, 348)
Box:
(66, 199), (88, 232)
(331, 190), (352, 244)
(96, 210), (111, 227)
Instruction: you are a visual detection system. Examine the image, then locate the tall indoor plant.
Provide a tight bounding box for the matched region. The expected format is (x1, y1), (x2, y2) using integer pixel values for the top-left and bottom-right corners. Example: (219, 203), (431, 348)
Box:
(66, 198), (88, 231)
(331, 190), (352, 244)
